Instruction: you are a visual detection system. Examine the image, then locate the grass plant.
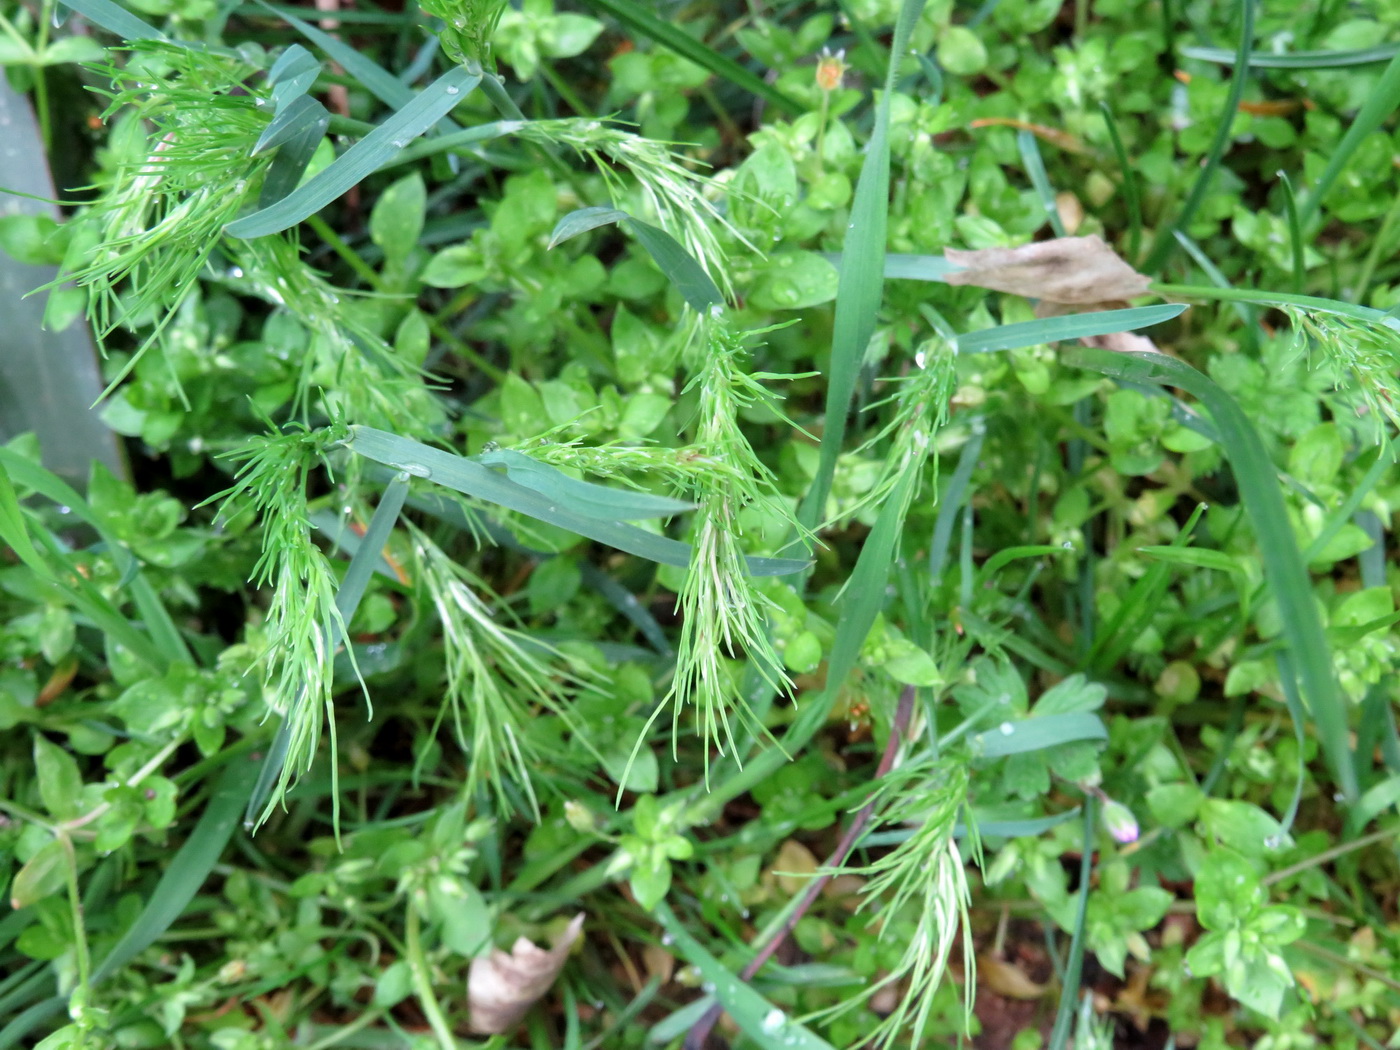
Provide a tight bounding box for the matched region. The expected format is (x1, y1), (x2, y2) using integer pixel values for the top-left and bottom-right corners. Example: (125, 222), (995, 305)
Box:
(2, 0), (1400, 1048)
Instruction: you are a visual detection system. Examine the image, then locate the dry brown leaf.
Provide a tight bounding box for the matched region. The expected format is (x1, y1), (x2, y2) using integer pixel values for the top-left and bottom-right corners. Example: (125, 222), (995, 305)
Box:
(468, 913), (584, 1034)
(944, 235), (1151, 305)
(976, 953), (1047, 1000)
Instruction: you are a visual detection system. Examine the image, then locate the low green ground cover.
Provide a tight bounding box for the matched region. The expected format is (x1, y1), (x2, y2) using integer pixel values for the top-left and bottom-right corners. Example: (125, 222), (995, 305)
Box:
(1, 0), (1399, 1047)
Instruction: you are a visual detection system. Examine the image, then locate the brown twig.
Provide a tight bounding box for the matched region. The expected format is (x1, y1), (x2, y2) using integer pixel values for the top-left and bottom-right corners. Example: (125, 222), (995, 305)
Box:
(683, 686), (917, 1050)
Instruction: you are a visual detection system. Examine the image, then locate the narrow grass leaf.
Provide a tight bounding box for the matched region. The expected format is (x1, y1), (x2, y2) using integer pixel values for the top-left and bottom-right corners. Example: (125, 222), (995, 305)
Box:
(254, 95), (327, 155)
(881, 253), (965, 281)
(1169, 232), (1258, 350)
(343, 427), (807, 576)
(1018, 129), (1066, 237)
(1278, 171), (1304, 294)
(260, 0), (423, 113)
(623, 216), (724, 312)
(973, 712), (1107, 758)
(57, 0), (167, 42)
(1047, 799), (1096, 1050)
(798, 0), (929, 531)
(653, 901), (838, 1050)
(268, 44), (320, 109)
(975, 544), (1068, 587)
(1298, 46), (1400, 229)
(258, 102), (332, 208)
(0, 462), (167, 669)
(92, 756), (259, 983)
(478, 450), (694, 519)
(957, 304), (1186, 354)
(577, 0), (802, 116)
(226, 67), (480, 238)
(1136, 545), (1244, 574)
(1099, 102), (1142, 262)
(0, 450), (190, 666)
(1143, 0), (1255, 273)
(1180, 43), (1400, 68)
(1067, 346), (1358, 801)
(929, 417), (985, 581)
(579, 562), (672, 655)
(550, 208), (723, 311)
(549, 206), (630, 247)
(1152, 282), (1400, 332)
(1089, 503), (1207, 672)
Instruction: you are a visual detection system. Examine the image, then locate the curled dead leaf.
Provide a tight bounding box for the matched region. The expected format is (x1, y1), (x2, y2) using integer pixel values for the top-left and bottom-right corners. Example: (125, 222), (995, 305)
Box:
(976, 953), (1047, 1000)
(944, 235), (1151, 305)
(468, 913), (584, 1034)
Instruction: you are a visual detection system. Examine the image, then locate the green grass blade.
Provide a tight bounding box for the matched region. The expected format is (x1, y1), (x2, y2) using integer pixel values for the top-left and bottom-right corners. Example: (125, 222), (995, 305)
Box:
(576, 0), (802, 116)
(0, 450), (191, 665)
(0, 461), (168, 670)
(1066, 346), (1358, 801)
(929, 417), (985, 580)
(1099, 102), (1142, 263)
(253, 94), (327, 155)
(259, 0), (420, 112)
(1278, 171), (1304, 294)
(798, 0), (929, 531)
(972, 712), (1108, 758)
(882, 253), (964, 281)
(1088, 503), (1207, 672)
(1297, 46), (1400, 230)
(226, 67), (480, 238)
(550, 208), (723, 311)
(343, 427), (807, 576)
(549, 206), (631, 247)
(1018, 129), (1066, 237)
(477, 450), (695, 519)
(268, 43), (320, 109)
(1170, 231), (1259, 350)
(1152, 282), (1400, 331)
(958, 304), (1186, 354)
(1046, 799), (1096, 1050)
(56, 0), (166, 42)
(1143, 0), (1255, 273)
(1180, 43), (1400, 68)
(653, 901), (838, 1050)
(256, 96), (330, 208)
(91, 756), (259, 983)
(333, 473), (410, 626)
(622, 217), (724, 312)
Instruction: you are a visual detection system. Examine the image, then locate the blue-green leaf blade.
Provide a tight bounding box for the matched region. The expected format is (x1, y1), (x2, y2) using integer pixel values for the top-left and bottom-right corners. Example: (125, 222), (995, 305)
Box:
(227, 67), (480, 238)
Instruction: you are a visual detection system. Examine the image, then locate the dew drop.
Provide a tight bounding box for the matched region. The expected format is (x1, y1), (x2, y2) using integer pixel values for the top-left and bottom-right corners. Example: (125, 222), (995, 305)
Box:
(999, 722), (1015, 736)
(445, 85), (460, 95)
(761, 1009), (786, 1034)
(1264, 834), (1281, 850)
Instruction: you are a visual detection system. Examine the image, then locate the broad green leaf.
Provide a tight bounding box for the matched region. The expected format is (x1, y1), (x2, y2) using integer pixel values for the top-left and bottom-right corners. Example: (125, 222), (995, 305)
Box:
(9, 839), (68, 910)
(33, 735), (83, 820)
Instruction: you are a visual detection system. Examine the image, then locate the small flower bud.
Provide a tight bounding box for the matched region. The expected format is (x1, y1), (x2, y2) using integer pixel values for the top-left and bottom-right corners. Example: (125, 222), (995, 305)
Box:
(564, 800), (598, 833)
(815, 48), (847, 92)
(1100, 798), (1140, 845)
